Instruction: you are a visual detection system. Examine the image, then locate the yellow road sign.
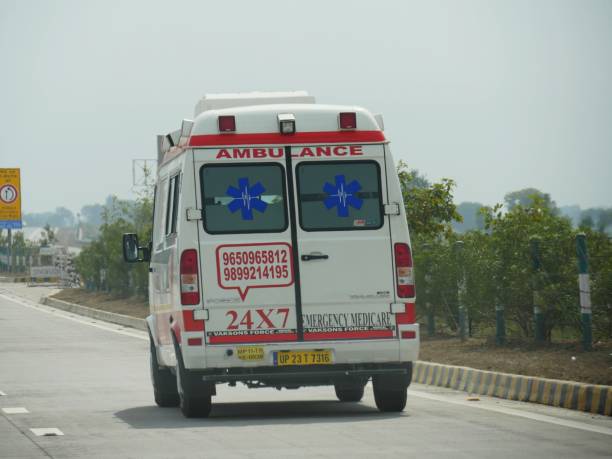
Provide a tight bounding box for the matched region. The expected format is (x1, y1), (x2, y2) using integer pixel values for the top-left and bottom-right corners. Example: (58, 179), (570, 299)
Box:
(0, 168), (22, 229)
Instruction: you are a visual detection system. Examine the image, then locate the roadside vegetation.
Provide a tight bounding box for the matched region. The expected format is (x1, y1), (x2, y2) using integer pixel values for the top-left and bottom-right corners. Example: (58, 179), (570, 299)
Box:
(398, 163), (612, 344)
(48, 164), (612, 383)
(74, 196), (152, 298)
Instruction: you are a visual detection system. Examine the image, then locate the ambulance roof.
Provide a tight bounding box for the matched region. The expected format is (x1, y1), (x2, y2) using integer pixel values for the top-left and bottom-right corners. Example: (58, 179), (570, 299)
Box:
(194, 91), (315, 116)
(190, 103), (382, 137)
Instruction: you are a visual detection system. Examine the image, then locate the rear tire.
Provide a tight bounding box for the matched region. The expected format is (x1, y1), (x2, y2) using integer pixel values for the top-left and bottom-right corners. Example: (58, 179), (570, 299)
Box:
(334, 384), (365, 402)
(373, 374), (408, 412)
(149, 334), (179, 407)
(173, 336), (212, 418)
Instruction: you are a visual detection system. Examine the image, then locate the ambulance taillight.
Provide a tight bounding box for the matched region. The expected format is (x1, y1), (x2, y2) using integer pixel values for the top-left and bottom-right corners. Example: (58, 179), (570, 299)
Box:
(180, 249), (200, 305)
(394, 243), (415, 298)
(218, 115), (236, 132)
(339, 112), (357, 130)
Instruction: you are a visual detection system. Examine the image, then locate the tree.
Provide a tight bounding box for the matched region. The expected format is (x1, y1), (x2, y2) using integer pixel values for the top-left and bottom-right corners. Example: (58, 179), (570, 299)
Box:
(397, 163), (463, 332)
(75, 195), (152, 297)
(23, 207), (75, 228)
(504, 188), (556, 212)
(453, 202), (486, 233)
(482, 198), (575, 339)
(583, 229), (612, 340)
(80, 203), (105, 226)
(397, 162), (462, 239)
(40, 224), (56, 247)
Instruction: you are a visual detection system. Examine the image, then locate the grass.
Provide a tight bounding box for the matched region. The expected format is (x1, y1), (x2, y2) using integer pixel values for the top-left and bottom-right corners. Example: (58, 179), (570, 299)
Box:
(420, 336), (612, 386)
(52, 288), (149, 319)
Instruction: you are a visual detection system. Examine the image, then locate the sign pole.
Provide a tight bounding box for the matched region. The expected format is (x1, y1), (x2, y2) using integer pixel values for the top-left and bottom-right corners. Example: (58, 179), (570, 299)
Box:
(7, 228), (12, 273)
(0, 168), (22, 269)
(576, 233), (592, 351)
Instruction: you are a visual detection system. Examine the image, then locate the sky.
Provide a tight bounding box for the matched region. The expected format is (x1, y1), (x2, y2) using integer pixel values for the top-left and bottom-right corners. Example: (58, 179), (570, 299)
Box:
(1, 0), (611, 214)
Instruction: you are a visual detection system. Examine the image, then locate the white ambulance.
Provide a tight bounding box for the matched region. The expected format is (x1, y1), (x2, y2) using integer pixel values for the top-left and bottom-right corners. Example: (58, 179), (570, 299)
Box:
(123, 91), (419, 418)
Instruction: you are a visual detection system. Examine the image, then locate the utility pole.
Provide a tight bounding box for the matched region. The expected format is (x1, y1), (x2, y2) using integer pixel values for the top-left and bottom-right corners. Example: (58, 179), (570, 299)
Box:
(530, 237), (546, 343)
(454, 241), (467, 341)
(576, 233), (592, 351)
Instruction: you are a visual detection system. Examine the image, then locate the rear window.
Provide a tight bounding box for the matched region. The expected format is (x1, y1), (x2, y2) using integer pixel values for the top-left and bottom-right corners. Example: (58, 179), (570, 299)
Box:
(200, 163), (288, 234)
(297, 161), (383, 231)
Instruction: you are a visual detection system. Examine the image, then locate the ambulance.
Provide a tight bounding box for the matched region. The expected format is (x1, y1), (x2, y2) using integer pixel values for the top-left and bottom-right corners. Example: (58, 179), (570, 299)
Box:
(122, 91), (419, 418)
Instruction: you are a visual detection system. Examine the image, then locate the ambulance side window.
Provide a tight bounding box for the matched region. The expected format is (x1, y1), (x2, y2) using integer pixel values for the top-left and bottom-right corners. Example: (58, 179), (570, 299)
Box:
(296, 161), (383, 231)
(153, 178), (168, 249)
(165, 174), (181, 236)
(200, 163), (287, 234)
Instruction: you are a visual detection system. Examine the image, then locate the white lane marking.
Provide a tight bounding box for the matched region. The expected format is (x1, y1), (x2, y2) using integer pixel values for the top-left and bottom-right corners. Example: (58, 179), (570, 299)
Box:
(30, 428), (64, 437)
(0, 292), (148, 341)
(2, 407), (29, 414)
(0, 390), (6, 396)
(410, 389), (612, 437)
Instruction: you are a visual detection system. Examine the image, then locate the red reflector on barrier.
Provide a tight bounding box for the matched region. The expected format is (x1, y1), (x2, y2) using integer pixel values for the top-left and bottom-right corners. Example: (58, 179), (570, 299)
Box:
(401, 331), (416, 339)
(187, 338), (202, 346)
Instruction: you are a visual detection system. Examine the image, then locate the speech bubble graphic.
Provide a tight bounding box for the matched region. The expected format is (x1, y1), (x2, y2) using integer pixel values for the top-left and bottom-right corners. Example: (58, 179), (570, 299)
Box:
(215, 242), (294, 301)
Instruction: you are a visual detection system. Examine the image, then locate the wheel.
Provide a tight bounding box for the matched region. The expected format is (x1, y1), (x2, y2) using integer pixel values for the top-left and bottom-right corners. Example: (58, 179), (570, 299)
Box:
(149, 334), (179, 407)
(173, 336), (212, 418)
(334, 384), (365, 402)
(373, 374), (408, 412)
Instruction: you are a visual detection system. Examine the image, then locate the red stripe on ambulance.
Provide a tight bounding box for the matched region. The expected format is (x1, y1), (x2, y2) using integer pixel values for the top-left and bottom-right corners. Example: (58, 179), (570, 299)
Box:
(189, 130), (386, 147)
(208, 333), (298, 344)
(304, 330), (394, 341)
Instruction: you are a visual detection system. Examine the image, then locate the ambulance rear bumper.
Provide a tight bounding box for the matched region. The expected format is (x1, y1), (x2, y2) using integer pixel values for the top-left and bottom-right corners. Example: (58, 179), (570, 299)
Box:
(184, 324), (420, 370)
(190, 362), (413, 386)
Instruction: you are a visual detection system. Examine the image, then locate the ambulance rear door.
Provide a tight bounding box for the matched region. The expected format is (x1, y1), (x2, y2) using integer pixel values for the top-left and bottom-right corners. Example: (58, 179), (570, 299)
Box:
(290, 143), (397, 342)
(195, 147), (299, 346)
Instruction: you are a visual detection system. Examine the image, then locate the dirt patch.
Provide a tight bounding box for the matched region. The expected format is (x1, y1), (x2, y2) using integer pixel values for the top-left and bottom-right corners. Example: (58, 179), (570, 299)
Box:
(52, 289), (149, 319)
(420, 336), (612, 386)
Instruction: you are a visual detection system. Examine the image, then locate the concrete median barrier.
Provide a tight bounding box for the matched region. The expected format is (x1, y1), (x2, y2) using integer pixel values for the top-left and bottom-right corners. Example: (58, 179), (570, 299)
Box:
(413, 361), (611, 416)
(41, 296), (146, 332)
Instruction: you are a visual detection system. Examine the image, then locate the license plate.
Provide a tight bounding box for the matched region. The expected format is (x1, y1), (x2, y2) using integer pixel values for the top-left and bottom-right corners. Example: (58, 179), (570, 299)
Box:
(274, 350), (332, 366)
(236, 346), (264, 361)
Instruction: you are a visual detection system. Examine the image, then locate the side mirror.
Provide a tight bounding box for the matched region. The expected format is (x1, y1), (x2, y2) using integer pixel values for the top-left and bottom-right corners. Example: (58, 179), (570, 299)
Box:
(123, 233), (140, 263)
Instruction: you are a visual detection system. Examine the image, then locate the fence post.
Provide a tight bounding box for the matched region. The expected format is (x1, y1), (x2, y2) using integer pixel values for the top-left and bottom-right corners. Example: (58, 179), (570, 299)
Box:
(576, 233), (592, 351)
(454, 241), (467, 341)
(530, 236), (546, 342)
(495, 304), (506, 345)
(425, 273), (435, 336)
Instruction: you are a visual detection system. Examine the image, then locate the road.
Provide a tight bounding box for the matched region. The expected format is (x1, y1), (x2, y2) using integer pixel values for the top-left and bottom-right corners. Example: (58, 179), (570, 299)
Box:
(0, 285), (611, 458)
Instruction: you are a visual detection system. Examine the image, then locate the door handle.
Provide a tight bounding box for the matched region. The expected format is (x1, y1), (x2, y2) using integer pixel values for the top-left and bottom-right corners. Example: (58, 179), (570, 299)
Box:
(301, 253), (329, 261)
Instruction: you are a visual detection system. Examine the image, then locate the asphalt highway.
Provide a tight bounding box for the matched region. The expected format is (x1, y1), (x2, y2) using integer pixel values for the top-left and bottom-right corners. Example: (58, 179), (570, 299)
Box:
(0, 285), (610, 458)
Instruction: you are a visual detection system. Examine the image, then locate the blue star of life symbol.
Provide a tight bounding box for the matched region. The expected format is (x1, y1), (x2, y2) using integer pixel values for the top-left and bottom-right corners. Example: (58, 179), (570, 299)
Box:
(226, 177), (267, 220)
(323, 174), (363, 217)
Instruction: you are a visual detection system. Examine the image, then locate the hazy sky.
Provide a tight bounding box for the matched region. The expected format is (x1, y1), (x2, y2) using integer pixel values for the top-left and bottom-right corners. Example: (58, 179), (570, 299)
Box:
(1, 0), (611, 214)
